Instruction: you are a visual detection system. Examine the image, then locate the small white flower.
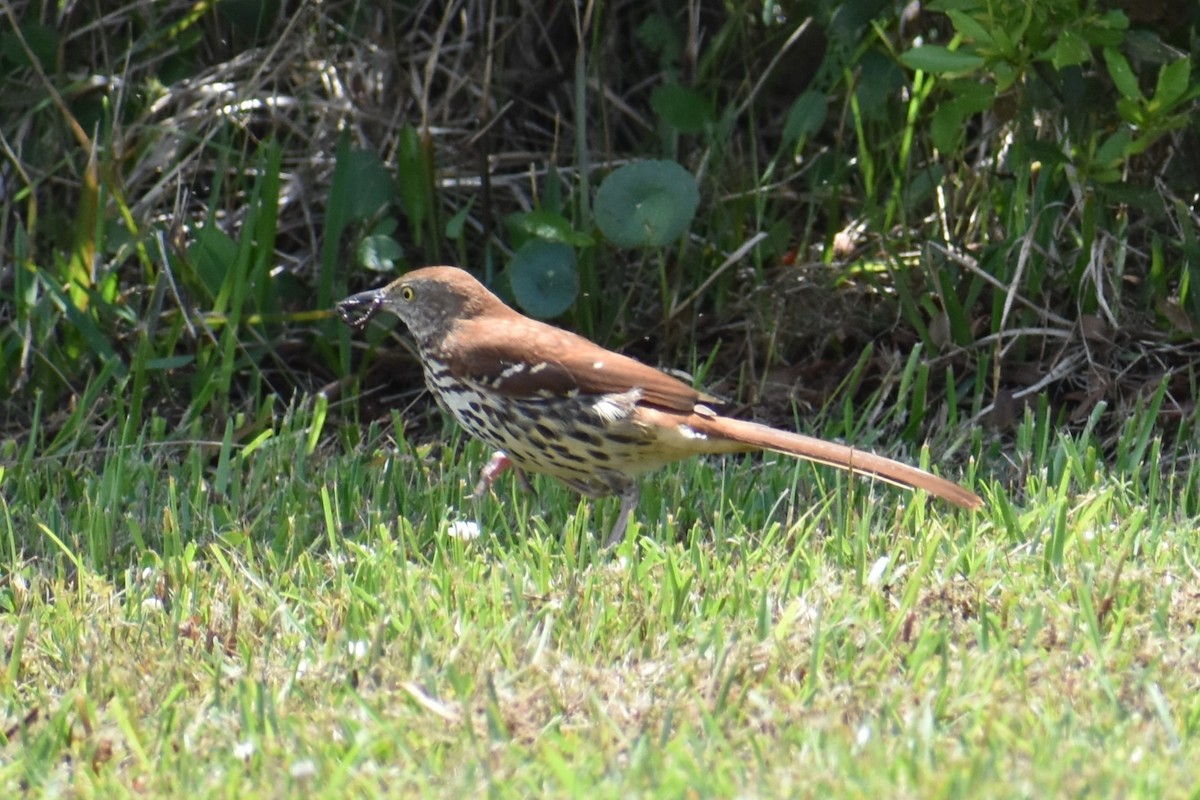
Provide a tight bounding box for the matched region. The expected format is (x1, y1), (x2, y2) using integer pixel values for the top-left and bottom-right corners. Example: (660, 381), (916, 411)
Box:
(447, 520), (481, 541)
(234, 740), (255, 760)
(290, 759), (317, 779)
(347, 640), (369, 660)
(866, 556), (890, 586)
(140, 597), (166, 614)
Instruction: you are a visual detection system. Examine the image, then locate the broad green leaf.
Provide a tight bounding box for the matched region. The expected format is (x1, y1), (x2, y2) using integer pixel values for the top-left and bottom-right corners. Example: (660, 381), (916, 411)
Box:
(542, 164), (564, 215)
(0, 23), (57, 69)
(1103, 47), (1141, 101)
(856, 50), (904, 115)
(1099, 9), (1130, 30)
(931, 103), (966, 153)
(1128, 114), (1190, 155)
(1094, 129), (1131, 168)
(635, 13), (682, 62)
(444, 199), (475, 239)
(1123, 28), (1182, 62)
(927, 0), (979, 10)
(651, 84), (716, 133)
(1049, 30), (1091, 70)
(945, 79), (997, 112)
(993, 26), (1017, 61)
(1153, 59), (1192, 111)
(945, 10), (994, 46)
(781, 91), (827, 146)
(931, 83), (995, 153)
(336, 148), (393, 222)
(1080, 24), (1124, 49)
(370, 216), (397, 236)
(188, 226), (238, 299)
(899, 45), (984, 74)
(397, 125), (433, 243)
(1115, 97), (1144, 126)
(993, 61), (1017, 91)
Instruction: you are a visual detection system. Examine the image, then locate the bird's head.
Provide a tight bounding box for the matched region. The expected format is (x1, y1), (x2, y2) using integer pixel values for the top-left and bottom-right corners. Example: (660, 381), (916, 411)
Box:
(336, 266), (502, 344)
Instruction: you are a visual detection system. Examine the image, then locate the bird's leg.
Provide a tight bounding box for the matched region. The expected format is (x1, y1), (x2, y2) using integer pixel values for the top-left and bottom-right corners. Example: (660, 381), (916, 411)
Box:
(471, 451), (535, 499)
(471, 451), (510, 498)
(604, 484), (641, 548)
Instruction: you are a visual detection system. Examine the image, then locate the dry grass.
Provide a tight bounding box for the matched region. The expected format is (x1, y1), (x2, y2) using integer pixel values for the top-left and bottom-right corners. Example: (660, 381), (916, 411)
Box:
(5, 1), (1198, 441)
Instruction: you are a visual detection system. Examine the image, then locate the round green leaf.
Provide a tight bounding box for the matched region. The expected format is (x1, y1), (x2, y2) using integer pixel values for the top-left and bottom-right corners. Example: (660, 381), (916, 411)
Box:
(594, 160), (700, 248)
(508, 240), (579, 318)
(650, 84), (715, 133)
(506, 209), (594, 247)
(357, 233), (404, 273)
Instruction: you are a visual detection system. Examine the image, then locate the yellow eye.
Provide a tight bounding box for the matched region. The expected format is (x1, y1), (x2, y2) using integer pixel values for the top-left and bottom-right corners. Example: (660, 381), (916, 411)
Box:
(400, 285), (415, 302)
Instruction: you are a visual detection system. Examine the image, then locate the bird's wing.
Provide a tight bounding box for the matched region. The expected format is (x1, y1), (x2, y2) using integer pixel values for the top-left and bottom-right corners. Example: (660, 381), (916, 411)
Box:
(445, 317), (710, 413)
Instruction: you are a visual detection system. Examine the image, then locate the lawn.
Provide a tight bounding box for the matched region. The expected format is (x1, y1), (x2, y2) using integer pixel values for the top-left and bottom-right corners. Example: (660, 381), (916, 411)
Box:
(3, 402), (1198, 796)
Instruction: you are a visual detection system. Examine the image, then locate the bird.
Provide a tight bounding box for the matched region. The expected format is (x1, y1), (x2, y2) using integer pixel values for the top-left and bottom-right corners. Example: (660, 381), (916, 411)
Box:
(337, 266), (983, 545)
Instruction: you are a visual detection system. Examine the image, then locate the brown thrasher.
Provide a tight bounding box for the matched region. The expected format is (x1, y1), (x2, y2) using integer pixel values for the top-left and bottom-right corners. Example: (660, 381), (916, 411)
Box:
(337, 266), (982, 544)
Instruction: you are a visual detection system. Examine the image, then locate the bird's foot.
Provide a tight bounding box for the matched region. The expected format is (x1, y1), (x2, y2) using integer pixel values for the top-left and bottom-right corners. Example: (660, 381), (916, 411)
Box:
(470, 451), (535, 499)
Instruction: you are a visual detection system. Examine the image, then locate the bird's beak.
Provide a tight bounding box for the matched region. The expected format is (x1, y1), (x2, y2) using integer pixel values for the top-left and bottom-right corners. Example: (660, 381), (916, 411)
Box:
(336, 288), (385, 330)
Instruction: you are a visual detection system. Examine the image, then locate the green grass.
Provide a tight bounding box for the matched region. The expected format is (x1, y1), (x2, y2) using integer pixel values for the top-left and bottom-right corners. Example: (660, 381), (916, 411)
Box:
(3, 401), (1198, 797)
(3, 2), (1199, 796)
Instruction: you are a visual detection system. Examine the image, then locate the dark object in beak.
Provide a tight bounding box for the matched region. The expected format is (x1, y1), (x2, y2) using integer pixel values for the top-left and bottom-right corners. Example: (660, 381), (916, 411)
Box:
(336, 289), (384, 330)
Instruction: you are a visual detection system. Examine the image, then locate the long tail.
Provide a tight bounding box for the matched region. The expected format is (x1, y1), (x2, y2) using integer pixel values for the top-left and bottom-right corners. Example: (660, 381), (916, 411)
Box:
(689, 414), (983, 510)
